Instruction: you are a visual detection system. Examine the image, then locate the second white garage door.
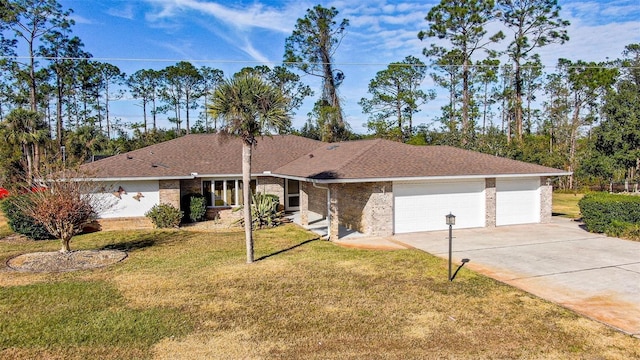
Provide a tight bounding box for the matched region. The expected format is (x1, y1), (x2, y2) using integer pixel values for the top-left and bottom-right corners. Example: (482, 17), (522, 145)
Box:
(394, 180), (486, 233)
(496, 178), (540, 226)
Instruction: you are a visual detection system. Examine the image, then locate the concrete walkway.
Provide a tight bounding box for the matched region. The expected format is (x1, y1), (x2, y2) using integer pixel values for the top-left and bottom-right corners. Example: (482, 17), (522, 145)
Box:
(390, 217), (640, 336)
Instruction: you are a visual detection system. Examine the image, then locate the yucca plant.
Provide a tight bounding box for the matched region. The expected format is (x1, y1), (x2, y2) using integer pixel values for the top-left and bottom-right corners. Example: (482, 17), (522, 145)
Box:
(235, 192), (284, 230)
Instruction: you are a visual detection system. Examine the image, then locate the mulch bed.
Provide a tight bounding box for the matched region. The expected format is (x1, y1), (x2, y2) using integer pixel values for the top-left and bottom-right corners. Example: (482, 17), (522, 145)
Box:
(6, 250), (128, 273)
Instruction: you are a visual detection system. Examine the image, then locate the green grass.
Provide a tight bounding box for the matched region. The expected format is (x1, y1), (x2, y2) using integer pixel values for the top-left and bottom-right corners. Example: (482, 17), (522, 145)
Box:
(0, 281), (191, 352)
(1, 224), (638, 359)
(553, 192), (584, 219)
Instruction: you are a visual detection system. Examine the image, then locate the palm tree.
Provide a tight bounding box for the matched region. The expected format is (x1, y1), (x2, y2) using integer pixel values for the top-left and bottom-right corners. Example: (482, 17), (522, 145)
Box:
(208, 73), (290, 263)
(2, 108), (49, 184)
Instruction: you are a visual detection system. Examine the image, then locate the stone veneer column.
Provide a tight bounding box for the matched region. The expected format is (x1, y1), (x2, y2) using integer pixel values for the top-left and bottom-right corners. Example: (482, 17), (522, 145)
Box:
(485, 178), (496, 227)
(540, 176), (553, 223)
(363, 182), (393, 236)
(300, 182), (309, 225)
(328, 184), (340, 241)
(159, 180), (181, 208)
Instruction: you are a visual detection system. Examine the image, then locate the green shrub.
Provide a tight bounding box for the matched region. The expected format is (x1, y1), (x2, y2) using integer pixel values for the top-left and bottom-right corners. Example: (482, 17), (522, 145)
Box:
(235, 192), (284, 229)
(621, 223), (640, 241)
(189, 196), (207, 222)
(145, 204), (183, 228)
(604, 219), (627, 237)
(181, 193), (207, 223)
(0, 195), (53, 240)
(578, 192), (640, 233)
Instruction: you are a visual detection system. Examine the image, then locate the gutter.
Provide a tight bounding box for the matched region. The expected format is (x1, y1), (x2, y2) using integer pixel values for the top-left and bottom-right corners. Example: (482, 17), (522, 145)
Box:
(82, 171), (284, 182)
(82, 175), (195, 182)
(271, 172), (572, 185)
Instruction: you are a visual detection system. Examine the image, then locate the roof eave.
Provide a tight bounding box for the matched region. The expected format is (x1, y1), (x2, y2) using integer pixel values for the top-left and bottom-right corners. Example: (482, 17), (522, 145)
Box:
(83, 175), (194, 182)
(85, 172), (291, 182)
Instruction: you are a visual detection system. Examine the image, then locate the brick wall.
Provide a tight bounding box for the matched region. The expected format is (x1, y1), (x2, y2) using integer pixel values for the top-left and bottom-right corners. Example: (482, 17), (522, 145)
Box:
(89, 217), (154, 231)
(485, 178), (496, 227)
(299, 181), (330, 225)
(181, 178), (201, 195)
(159, 180), (180, 208)
(306, 182), (328, 217)
(336, 181), (393, 237)
(540, 176), (553, 223)
(257, 176), (284, 204)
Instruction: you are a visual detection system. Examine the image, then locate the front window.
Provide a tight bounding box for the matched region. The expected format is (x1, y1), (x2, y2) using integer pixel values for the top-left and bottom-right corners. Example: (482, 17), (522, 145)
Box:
(202, 179), (256, 207)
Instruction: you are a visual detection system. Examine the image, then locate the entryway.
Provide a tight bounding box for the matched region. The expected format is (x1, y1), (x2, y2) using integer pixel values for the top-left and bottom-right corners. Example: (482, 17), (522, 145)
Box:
(285, 179), (300, 211)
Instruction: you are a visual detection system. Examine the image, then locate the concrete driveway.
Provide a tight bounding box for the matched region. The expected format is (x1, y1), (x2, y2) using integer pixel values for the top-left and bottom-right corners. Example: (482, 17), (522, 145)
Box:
(391, 217), (640, 336)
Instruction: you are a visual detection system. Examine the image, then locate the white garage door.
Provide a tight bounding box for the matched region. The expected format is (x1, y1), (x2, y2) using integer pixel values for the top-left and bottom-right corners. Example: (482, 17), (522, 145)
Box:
(394, 180), (485, 233)
(496, 178), (540, 226)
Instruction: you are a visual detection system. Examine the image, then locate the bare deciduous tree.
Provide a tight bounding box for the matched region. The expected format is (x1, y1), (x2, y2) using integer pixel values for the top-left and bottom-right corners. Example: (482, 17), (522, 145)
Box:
(16, 169), (113, 252)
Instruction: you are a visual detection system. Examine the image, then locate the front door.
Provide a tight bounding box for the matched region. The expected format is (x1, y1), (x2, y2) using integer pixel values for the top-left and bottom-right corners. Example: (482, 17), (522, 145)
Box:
(285, 179), (300, 211)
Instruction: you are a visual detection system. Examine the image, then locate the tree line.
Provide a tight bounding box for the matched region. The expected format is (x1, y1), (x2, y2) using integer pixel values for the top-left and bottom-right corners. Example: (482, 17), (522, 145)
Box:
(1, 0), (639, 191)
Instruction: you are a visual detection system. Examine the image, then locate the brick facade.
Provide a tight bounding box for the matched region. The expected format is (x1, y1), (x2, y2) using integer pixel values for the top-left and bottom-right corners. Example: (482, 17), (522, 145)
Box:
(300, 181), (328, 225)
(308, 182), (328, 216)
(257, 177), (284, 204)
(331, 181), (393, 239)
(101, 175), (554, 236)
(90, 217), (154, 231)
(181, 178), (201, 195)
(159, 180), (180, 208)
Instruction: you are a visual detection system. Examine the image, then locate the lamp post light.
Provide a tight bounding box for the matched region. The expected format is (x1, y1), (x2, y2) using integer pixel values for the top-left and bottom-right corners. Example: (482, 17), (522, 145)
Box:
(445, 212), (456, 281)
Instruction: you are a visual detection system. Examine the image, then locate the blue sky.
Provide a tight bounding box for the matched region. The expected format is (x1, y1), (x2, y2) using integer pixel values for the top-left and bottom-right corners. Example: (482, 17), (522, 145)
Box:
(59, 0), (640, 133)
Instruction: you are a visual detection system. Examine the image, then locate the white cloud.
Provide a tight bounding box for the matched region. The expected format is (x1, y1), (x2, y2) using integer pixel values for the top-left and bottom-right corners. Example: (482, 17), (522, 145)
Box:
(562, 0), (640, 25)
(70, 14), (93, 25)
(144, 0), (301, 33)
(239, 39), (271, 64)
(106, 4), (135, 20)
(537, 21), (640, 66)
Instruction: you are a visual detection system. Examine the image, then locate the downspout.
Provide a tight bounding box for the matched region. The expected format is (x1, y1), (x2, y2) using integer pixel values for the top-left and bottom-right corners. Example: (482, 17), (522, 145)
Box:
(312, 182), (331, 239)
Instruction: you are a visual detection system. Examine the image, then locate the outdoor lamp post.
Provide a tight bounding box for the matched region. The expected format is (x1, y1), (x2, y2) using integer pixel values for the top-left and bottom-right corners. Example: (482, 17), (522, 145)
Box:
(446, 212), (455, 281)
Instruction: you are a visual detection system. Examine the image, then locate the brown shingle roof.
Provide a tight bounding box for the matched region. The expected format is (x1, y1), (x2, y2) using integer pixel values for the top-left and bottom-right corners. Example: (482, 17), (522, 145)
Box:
(80, 135), (568, 181)
(80, 134), (322, 179)
(273, 138), (569, 181)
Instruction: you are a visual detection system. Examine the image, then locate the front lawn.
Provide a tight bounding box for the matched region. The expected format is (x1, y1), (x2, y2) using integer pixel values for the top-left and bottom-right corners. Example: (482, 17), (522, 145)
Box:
(1, 225), (637, 359)
(553, 192), (584, 219)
